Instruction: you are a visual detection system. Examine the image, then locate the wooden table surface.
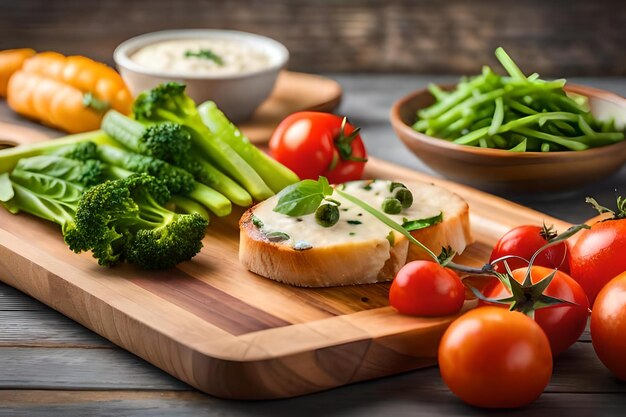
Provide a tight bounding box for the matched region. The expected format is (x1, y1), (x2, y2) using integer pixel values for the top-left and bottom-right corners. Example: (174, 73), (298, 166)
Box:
(2, 75), (626, 416)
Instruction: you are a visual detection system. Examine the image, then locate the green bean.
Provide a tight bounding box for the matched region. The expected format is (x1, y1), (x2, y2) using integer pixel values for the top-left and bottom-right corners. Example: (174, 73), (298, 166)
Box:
(491, 134), (508, 148)
(488, 97), (505, 136)
(513, 128), (588, 151)
(495, 47), (526, 80)
(507, 99), (538, 115)
(454, 112), (583, 146)
(418, 76), (490, 119)
(509, 139), (527, 152)
(428, 84), (446, 101)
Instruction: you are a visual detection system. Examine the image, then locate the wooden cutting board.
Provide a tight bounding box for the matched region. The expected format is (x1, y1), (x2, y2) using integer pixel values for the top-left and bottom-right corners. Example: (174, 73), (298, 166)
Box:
(0, 131), (572, 399)
(0, 70), (342, 147)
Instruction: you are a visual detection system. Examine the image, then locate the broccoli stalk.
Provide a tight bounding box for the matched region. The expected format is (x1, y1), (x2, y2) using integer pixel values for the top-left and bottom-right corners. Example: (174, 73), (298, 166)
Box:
(167, 195), (211, 220)
(102, 110), (252, 207)
(132, 82), (274, 201)
(102, 165), (210, 220)
(68, 174), (208, 269)
(197, 100), (299, 193)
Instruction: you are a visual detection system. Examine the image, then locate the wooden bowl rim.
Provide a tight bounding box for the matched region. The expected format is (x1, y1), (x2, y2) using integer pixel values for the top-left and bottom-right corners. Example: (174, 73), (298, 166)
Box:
(390, 83), (626, 160)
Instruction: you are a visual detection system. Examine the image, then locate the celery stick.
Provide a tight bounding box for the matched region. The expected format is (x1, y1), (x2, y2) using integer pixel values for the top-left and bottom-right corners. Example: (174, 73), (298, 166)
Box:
(194, 158), (252, 207)
(186, 125), (274, 202)
(197, 101), (299, 193)
(188, 182), (232, 217)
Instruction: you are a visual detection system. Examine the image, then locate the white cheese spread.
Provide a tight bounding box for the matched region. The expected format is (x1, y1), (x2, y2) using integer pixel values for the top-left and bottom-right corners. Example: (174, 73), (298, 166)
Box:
(253, 180), (450, 249)
(130, 39), (272, 76)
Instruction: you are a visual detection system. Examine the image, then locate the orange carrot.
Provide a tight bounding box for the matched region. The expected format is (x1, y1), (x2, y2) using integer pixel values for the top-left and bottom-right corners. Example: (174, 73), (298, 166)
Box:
(0, 48), (36, 97)
(6, 51), (133, 133)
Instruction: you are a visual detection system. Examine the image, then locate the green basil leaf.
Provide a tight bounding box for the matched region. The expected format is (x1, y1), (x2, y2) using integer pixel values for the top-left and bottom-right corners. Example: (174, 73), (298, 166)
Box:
(402, 212), (443, 232)
(273, 177), (333, 216)
(319, 176), (333, 196)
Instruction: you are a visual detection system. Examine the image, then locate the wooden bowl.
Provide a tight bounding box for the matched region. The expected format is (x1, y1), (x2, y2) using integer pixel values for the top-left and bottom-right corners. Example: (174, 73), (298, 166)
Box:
(390, 84), (626, 193)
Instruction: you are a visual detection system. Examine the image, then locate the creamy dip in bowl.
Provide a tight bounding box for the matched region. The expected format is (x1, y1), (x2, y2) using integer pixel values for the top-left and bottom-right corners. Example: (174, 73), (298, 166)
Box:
(114, 29), (289, 121)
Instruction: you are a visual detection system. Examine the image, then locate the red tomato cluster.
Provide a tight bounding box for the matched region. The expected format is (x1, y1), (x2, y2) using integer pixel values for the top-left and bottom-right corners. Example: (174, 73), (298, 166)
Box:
(267, 114), (626, 409)
(387, 209), (626, 409)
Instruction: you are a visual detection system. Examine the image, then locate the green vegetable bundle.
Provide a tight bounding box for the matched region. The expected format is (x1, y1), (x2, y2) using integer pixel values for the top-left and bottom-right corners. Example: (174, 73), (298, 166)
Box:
(0, 84), (300, 269)
(0, 155), (208, 269)
(413, 48), (625, 152)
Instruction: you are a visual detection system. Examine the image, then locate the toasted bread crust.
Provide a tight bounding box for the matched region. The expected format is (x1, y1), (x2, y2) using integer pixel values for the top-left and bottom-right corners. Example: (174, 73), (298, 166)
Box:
(239, 210), (408, 287)
(408, 199), (472, 261)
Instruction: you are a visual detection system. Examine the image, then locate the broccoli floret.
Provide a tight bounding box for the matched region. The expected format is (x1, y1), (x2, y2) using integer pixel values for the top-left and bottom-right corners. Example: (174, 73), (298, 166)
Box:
(126, 212), (207, 269)
(133, 82), (193, 123)
(70, 174), (208, 269)
(102, 110), (193, 167)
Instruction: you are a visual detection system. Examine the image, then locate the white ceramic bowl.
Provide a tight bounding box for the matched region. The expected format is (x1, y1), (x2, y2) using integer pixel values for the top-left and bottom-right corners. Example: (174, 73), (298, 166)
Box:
(114, 29), (289, 122)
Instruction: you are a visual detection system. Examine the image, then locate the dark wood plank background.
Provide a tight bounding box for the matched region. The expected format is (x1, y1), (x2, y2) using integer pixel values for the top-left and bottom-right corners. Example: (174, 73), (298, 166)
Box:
(0, 0), (624, 76)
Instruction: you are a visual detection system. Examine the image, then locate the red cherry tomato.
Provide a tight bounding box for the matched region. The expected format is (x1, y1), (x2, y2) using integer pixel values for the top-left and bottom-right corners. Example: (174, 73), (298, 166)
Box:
(483, 266), (589, 356)
(489, 225), (571, 273)
(570, 217), (626, 306)
(438, 307), (553, 408)
(269, 112), (368, 184)
(591, 271), (626, 380)
(389, 260), (465, 317)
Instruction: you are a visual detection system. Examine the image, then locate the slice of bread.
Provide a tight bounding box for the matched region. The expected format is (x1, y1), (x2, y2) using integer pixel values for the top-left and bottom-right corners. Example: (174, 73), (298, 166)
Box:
(239, 179), (472, 287)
